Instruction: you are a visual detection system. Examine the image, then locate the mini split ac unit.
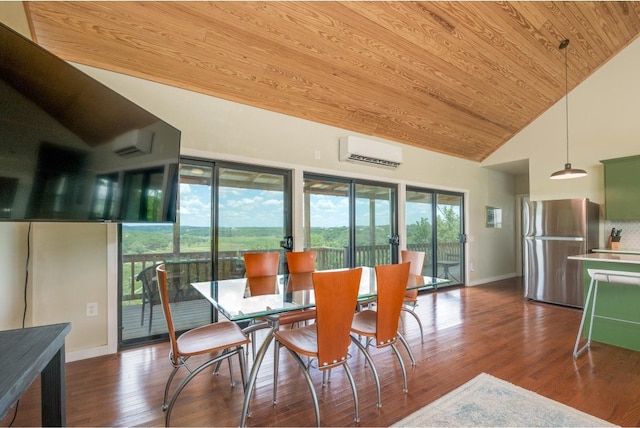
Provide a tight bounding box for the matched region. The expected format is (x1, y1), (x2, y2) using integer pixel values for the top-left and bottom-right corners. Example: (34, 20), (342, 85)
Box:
(112, 129), (154, 157)
(339, 136), (403, 168)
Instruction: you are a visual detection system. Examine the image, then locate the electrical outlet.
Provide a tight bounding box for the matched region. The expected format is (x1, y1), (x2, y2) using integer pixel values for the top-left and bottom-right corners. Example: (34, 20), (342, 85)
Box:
(86, 302), (98, 317)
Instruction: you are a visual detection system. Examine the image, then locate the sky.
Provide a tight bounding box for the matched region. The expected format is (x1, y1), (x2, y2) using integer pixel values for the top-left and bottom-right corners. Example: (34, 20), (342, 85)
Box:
(179, 183), (401, 228)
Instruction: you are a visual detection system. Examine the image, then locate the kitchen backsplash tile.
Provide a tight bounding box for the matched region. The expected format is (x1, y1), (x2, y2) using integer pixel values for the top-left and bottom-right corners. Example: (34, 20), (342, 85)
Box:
(603, 220), (640, 250)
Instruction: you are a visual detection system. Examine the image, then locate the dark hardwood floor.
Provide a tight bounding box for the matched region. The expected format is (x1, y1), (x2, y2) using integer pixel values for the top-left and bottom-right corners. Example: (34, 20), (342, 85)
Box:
(4, 277), (640, 427)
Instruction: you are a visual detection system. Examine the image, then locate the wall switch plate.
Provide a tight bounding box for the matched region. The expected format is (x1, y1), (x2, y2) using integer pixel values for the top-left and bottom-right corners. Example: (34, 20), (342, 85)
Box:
(86, 302), (98, 317)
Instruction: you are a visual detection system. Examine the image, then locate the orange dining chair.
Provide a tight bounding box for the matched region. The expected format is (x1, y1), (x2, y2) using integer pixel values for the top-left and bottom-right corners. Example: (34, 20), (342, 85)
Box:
(400, 250), (427, 342)
(350, 262), (411, 408)
(282, 250), (318, 322)
(244, 252), (280, 279)
(243, 252), (281, 357)
(273, 267), (363, 425)
(271, 251), (319, 400)
(156, 264), (250, 427)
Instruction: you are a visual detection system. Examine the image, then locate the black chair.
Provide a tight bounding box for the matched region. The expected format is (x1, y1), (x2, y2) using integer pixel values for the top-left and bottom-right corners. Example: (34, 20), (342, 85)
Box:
(136, 263), (162, 334)
(136, 260), (212, 334)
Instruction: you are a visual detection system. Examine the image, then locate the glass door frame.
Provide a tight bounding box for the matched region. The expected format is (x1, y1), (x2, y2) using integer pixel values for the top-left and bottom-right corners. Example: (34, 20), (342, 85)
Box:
(303, 172), (398, 268)
(211, 159), (293, 280)
(118, 157), (293, 348)
(405, 185), (466, 285)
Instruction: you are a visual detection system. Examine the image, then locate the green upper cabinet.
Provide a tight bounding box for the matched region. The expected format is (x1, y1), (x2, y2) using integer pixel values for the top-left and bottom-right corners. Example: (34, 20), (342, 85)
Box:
(601, 155), (640, 220)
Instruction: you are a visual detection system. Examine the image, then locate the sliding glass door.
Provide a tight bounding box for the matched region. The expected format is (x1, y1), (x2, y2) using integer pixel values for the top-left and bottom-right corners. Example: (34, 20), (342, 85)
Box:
(215, 163), (291, 277)
(119, 159), (292, 347)
(303, 174), (397, 269)
(406, 187), (465, 285)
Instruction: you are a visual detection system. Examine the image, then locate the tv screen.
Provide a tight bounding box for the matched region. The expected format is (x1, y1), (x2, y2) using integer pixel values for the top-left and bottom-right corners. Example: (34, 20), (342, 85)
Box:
(0, 23), (180, 222)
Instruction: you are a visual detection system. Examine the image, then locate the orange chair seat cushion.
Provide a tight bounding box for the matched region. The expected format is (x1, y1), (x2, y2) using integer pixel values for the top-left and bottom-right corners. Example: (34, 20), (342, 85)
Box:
(274, 324), (318, 357)
(350, 310), (377, 337)
(176, 321), (249, 357)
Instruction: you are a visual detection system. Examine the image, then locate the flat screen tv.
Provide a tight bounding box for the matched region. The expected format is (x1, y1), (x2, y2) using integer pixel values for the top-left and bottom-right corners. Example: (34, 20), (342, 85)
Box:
(0, 23), (181, 222)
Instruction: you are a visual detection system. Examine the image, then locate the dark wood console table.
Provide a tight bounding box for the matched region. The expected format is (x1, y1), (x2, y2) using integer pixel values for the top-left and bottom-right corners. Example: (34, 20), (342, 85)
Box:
(0, 323), (71, 426)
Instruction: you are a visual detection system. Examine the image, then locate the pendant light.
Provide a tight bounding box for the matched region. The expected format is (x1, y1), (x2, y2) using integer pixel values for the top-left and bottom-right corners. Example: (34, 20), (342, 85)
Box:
(550, 39), (587, 180)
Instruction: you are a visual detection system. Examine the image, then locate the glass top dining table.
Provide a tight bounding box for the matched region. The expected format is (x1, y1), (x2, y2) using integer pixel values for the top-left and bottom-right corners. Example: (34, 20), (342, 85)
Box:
(191, 266), (450, 322)
(191, 266), (449, 427)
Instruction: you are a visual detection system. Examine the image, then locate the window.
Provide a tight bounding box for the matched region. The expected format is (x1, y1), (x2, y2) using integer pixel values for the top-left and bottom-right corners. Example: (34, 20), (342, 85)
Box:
(119, 159), (292, 347)
(303, 174), (398, 269)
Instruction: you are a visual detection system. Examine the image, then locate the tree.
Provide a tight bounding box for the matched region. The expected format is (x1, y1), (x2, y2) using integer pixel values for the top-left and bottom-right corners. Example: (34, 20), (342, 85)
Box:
(408, 217), (432, 244)
(436, 206), (461, 243)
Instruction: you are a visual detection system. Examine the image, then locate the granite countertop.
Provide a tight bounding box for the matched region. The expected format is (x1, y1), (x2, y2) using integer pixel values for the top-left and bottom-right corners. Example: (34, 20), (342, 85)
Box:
(569, 252), (640, 264)
(593, 248), (640, 255)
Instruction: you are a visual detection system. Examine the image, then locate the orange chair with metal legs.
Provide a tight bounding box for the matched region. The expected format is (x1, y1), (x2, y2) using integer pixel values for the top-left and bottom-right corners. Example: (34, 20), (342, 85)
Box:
(273, 268), (363, 425)
(350, 262), (411, 408)
(156, 264), (250, 427)
(272, 251), (319, 402)
(400, 250), (427, 342)
(243, 252), (281, 358)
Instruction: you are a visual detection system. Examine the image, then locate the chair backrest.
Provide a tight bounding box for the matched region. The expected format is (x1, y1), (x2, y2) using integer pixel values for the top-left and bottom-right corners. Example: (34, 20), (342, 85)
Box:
(286, 251), (317, 292)
(401, 250), (426, 275)
(246, 275), (279, 296)
(156, 264), (180, 365)
(136, 263), (161, 303)
(244, 252), (280, 277)
(375, 262), (411, 345)
(313, 267), (362, 370)
(287, 272), (315, 292)
(400, 250), (425, 299)
(286, 251), (317, 273)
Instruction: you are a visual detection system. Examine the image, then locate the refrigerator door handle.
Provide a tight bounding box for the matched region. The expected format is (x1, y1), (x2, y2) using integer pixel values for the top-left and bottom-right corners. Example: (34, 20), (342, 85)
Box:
(525, 236), (584, 242)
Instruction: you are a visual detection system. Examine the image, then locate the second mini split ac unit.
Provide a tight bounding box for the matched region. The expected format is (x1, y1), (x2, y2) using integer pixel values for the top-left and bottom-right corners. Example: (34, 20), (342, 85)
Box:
(339, 136), (403, 168)
(112, 129), (154, 157)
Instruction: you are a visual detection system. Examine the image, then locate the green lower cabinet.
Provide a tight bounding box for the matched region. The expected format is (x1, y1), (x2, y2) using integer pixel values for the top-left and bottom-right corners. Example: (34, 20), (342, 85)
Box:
(580, 261), (640, 352)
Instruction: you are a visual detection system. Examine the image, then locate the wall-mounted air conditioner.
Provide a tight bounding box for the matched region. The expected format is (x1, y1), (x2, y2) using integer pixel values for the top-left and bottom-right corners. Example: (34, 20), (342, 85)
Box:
(339, 136), (403, 168)
(112, 129), (154, 157)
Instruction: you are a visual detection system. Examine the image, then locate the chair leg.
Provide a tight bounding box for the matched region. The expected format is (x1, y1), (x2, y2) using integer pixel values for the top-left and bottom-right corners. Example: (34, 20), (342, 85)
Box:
(401, 305), (424, 343)
(165, 350), (241, 427)
(273, 340), (281, 404)
(227, 355), (235, 386)
(342, 363), (360, 423)
(237, 345), (248, 391)
(141, 301), (146, 326)
(573, 277), (597, 358)
(163, 366), (181, 410)
(397, 331), (416, 366)
(350, 336), (382, 408)
(285, 348), (320, 427)
(391, 343), (408, 393)
(148, 303), (153, 335)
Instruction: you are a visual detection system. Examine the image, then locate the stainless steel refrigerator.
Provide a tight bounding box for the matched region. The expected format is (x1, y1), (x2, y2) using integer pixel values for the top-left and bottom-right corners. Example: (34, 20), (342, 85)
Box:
(523, 198), (600, 308)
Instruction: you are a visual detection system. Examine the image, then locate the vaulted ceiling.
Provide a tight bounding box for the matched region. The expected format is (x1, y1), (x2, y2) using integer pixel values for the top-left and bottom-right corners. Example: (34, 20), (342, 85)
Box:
(24, 2), (640, 163)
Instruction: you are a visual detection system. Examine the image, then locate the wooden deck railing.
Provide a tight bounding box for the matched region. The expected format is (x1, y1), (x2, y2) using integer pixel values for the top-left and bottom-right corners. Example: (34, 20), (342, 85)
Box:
(121, 243), (460, 302)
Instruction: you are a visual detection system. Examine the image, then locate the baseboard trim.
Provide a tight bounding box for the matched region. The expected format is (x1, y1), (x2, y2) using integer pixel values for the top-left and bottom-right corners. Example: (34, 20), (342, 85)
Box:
(67, 345), (113, 362)
(466, 272), (519, 287)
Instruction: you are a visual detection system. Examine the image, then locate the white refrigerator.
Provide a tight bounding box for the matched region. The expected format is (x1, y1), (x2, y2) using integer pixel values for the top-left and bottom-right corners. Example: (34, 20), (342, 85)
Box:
(523, 198), (600, 308)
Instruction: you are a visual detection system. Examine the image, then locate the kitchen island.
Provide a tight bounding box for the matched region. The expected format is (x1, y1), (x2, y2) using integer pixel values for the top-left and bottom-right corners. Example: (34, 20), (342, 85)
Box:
(568, 252), (640, 352)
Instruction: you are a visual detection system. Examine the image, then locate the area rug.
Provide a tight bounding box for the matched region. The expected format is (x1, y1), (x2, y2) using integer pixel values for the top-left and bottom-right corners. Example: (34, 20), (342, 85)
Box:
(393, 373), (614, 427)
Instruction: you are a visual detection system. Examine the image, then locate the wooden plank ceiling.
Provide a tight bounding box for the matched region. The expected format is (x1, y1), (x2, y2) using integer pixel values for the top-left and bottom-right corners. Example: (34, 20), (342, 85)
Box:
(24, 1), (640, 162)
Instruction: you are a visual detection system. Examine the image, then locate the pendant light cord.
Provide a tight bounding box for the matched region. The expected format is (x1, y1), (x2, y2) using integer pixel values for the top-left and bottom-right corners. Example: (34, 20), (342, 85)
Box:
(564, 40), (570, 164)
